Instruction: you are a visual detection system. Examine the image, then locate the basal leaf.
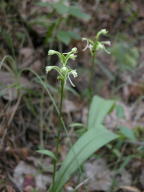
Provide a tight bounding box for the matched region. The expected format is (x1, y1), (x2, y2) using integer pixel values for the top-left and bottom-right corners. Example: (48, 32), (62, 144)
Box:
(50, 125), (117, 192)
(88, 95), (115, 129)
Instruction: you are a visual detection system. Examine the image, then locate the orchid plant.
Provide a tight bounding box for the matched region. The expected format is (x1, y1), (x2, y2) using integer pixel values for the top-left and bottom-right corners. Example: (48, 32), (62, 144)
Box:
(82, 29), (111, 56)
(82, 29), (111, 100)
(45, 47), (78, 186)
(38, 30), (116, 192)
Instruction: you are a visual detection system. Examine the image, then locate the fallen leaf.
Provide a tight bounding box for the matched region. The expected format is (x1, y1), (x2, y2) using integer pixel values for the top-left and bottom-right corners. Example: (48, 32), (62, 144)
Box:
(23, 175), (35, 192)
(119, 186), (141, 192)
(13, 160), (51, 191)
(63, 99), (78, 113)
(84, 158), (113, 191)
(0, 71), (33, 101)
(140, 168), (144, 188)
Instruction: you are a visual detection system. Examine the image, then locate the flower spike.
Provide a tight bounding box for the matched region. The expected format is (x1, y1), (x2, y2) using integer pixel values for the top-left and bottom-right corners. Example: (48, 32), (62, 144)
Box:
(82, 29), (111, 56)
(46, 48), (78, 87)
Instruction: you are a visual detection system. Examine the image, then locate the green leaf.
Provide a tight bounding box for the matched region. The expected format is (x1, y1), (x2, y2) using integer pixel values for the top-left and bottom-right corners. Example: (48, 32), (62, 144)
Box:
(88, 95), (115, 129)
(29, 16), (50, 27)
(36, 2), (52, 7)
(116, 104), (125, 119)
(67, 31), (80, 40)
(118, 126), (136, 141)
(57, 31), (71, 45)
(69, 6), (91, 20)
(37, 149), (57, 160)
(111, 42), (139, 71)
(57, 31), (80, 45)
(51, 125), (117, 192)
(36, 2), (69, 15)
(52, 2), (69, 15)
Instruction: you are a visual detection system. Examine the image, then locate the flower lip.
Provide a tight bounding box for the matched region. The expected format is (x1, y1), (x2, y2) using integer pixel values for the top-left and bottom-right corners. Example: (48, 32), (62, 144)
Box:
(82, 38), (90, 51)
(70, 70), (78, 78)
(69, 54), (77, 60)
(102, 41), (111, 46)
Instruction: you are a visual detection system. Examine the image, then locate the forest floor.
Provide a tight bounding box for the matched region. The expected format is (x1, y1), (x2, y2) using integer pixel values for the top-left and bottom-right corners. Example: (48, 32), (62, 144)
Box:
(0, 0), (144, 191)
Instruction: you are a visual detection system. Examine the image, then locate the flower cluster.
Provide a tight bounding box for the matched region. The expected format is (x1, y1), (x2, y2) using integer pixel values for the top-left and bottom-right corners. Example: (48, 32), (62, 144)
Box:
(46, 29), (111, 87)
(82, 29), (111, 56)
(46, 47), (78, 87)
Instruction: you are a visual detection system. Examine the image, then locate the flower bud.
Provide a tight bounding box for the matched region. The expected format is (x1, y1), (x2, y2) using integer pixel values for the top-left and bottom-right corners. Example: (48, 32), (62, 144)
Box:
(46, 66), (53, 73)
(99, 29), (107, 35)
(48, 50), (57, 55)
(96, 29), (108, 40)
(71, 47), (77, 53)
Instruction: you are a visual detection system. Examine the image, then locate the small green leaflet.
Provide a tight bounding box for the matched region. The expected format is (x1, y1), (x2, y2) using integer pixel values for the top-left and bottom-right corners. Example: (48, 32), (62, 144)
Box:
(118, 126), (136, 141)
(37, 149), (57, 160)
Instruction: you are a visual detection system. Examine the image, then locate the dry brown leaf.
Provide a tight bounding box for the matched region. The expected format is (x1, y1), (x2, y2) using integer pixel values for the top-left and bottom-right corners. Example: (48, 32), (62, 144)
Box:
(0, 71), (33, 101)
(136, 0), (144, 18)
(6, 185), (16, 192)
(84, 159), (113, 191)
(13, 160), (51, 191)
(23, 175), (35, 192)
(119, 186), (141, 192)
(19, 47), (35, 68)
(20, 47), (34, 59)
(62, 99), (78, 113)
(19, 48), (43, 72)
(31, 60), (42, 73)
(140, 168), (144, 188)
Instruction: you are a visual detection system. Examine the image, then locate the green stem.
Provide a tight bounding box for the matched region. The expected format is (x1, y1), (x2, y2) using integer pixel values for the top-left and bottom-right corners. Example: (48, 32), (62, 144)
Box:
(89, 55), (95, 101)
(60, 81), (64, 114)
(52, 80), (65, 187)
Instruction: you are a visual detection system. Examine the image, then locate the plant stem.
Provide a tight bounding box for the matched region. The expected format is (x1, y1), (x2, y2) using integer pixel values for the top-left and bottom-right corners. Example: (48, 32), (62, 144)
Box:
(89, 55), (95, 101)
(60, 81), (64, 114)
(52, 80), (65, 187)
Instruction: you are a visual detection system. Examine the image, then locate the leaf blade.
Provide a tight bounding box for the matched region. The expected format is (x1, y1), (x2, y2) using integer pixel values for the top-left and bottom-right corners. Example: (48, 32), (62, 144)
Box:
(51, 125), (118, 192)
(37, 149), (57, 160)
(88, 95), (115, 129)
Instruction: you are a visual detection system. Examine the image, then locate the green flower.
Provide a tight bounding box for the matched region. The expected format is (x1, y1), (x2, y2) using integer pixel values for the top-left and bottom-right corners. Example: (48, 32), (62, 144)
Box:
(46, 48), (78, 87)
(82, 29), (111, 56)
